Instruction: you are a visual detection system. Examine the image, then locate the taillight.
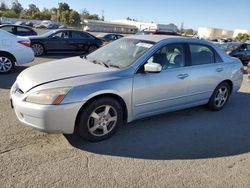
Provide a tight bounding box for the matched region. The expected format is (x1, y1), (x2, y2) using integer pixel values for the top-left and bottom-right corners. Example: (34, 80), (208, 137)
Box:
(18, 41), (31, 47)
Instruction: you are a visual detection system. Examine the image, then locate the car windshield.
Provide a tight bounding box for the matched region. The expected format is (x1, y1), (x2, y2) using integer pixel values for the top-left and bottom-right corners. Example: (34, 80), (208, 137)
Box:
(86, 38), (155, 68)
(217, 43), (242, 51)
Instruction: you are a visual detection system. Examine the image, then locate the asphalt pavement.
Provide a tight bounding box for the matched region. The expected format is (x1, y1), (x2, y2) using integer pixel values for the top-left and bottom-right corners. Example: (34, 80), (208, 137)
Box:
(0, 56), (250, 188)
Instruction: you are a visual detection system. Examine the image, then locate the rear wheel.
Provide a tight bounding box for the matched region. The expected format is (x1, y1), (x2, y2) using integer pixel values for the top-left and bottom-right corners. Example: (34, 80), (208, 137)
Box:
(76, 97), (123, 142)
(31, 43), (44, 56)
(207, 82), (230, 111)
(0, 53), (15, 74)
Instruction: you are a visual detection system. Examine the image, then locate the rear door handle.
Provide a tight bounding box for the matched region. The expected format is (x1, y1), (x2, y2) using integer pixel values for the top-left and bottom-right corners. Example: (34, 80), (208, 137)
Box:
(178, 73), (189, 79)
(216, 68), (223, 72)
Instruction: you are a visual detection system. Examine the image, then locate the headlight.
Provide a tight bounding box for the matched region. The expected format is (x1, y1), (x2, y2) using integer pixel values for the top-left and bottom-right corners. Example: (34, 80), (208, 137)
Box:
(25, 87), (71, 105)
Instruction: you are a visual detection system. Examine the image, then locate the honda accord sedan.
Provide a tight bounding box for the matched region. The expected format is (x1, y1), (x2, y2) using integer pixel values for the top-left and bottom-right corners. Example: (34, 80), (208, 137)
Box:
(10, 35), (243, 141)
(30, 29), (103, 56)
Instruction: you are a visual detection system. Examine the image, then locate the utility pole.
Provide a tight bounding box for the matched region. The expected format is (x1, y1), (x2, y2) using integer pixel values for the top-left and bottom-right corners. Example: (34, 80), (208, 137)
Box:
(101, 10), (104, 21)
(180, 22), (184, 34)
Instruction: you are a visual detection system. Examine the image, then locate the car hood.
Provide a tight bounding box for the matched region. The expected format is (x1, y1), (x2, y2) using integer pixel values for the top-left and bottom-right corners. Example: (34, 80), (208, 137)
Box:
(16, 56), (116, 92)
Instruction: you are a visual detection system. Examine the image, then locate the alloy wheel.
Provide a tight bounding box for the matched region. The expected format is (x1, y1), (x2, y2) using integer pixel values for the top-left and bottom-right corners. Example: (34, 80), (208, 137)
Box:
(0, 56), (12, 73)
(87, 105), (118, 137)
(32, 44), (44, 56)
(214, 86), (229, 108)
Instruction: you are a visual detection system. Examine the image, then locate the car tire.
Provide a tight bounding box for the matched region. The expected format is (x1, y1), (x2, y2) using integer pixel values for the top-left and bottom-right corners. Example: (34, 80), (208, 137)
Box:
(76, 97), (123, 142)
(207, 82), (230, 111)
(88, 45), (97, 54)
(0, 53), (15, 74)
(31, 43), (45, 56)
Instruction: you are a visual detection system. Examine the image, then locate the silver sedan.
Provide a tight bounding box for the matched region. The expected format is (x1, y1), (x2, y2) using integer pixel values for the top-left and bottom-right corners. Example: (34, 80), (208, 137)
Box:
(10, 35), (243, 141)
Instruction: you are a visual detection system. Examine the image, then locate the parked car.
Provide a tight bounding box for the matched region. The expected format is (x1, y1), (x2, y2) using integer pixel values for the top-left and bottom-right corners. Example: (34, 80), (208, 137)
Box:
(10, 35), (243, 141)
(15, 21), (34, 28)
(30, 29), (103, 56)
(136, 29), (179, 36)
(0, 30), (34, 73)
(34, 20), (54, 29)
(217, 42), (250, 65)
(97, 33), (124, 43)
(0, 24), (37, 36)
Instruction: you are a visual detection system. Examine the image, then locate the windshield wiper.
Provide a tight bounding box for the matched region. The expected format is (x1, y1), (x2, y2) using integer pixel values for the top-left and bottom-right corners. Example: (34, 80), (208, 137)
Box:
(109, 64), (120, 69)
(91, 60), (109, 68)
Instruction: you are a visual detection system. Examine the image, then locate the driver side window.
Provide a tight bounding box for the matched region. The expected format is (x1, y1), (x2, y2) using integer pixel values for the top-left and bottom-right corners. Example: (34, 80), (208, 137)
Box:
(51, 31), (71, 39)
(147, 44), (185, 70)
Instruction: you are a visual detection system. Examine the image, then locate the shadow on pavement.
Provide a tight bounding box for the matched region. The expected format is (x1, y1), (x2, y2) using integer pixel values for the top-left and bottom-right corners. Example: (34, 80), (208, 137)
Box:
(0, 66), (28, 89)
(65, 92), (250, 160)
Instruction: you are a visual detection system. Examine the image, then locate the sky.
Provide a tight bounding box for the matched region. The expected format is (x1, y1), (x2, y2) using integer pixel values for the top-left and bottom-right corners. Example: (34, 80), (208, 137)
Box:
(2, 0), (250, 30)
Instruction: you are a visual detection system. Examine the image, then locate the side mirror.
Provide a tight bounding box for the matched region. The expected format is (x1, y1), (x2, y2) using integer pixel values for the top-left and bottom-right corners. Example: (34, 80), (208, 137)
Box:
(144, 62), (162, 73)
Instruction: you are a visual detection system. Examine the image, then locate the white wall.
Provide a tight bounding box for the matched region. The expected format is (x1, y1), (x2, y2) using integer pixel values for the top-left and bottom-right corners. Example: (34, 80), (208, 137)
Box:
(198, 27), (223, 40)
(198, 27), (250, 39)
(111, 20), (178, 32)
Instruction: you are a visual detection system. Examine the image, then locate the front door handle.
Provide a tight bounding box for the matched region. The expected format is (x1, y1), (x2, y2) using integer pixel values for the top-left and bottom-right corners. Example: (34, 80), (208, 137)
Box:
(216, 67), (223, 72)
(178, 73), (189, 79)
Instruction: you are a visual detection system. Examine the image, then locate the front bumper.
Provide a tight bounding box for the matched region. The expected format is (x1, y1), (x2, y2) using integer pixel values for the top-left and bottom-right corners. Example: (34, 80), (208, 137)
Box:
(11, 94), (83, 134)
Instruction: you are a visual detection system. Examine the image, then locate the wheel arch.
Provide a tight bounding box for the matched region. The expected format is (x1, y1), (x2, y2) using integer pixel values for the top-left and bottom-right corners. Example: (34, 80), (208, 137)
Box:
(74, 93), (128, 132)
(31, 42), (46, 52)
(220, 79), (233, 94)
(0, 51), (16, 64)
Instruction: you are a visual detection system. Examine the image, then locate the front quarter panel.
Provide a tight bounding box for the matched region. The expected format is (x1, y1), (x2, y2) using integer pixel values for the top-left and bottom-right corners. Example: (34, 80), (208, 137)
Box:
(62, 77), (134, 121)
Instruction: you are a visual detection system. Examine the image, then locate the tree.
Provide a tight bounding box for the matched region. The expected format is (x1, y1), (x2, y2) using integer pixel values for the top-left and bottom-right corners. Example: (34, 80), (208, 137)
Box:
(11, 0), (23, 15)
(0, 2), (8, 11)
(126, 17), (137, 21)
(184, 29), (194, 35)
(81, 9), (101, 21)
(58, 3), (70, 12)
(61, 10), (70, 24)
(69, 10), (81, 26)
(26, 4), (40, 16)
(2, 10), (18, 18)
(235, 33), (250, 42)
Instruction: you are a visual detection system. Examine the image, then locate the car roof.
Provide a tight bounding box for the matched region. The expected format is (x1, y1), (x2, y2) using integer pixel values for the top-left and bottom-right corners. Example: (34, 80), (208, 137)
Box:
(97, 33), (123, 37)
(52, 29), (86, 32)
(127, 34), (205, 43)
(0, 24), (33, 29)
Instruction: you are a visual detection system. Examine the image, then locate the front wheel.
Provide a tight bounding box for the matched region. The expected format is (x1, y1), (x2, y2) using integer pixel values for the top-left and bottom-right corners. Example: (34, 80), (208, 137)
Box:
(207, 82), (230, 111)
(76, 97), (123, 142)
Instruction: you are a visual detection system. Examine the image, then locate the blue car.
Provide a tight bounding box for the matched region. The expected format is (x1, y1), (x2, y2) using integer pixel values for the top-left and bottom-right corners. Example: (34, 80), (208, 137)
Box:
(0, 24), (37, 36)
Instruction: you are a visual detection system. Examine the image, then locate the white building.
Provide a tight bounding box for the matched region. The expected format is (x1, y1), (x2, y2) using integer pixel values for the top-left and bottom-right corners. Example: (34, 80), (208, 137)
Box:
(83, 19), (138, 34)
(198, 27), (250, 40)
(111, 20), (178, 32)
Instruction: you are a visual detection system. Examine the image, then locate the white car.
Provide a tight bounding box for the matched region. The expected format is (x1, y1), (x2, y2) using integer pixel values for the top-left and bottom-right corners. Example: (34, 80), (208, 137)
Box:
(0, 30), (34, 73)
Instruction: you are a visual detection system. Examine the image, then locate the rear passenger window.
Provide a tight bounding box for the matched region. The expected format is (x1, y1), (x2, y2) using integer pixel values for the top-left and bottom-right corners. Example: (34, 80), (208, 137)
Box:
(1, 26), (15, 33)
(190, 44), (216, 65)
(72, 32), (93, 39)
(17, 27), (30, 32)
